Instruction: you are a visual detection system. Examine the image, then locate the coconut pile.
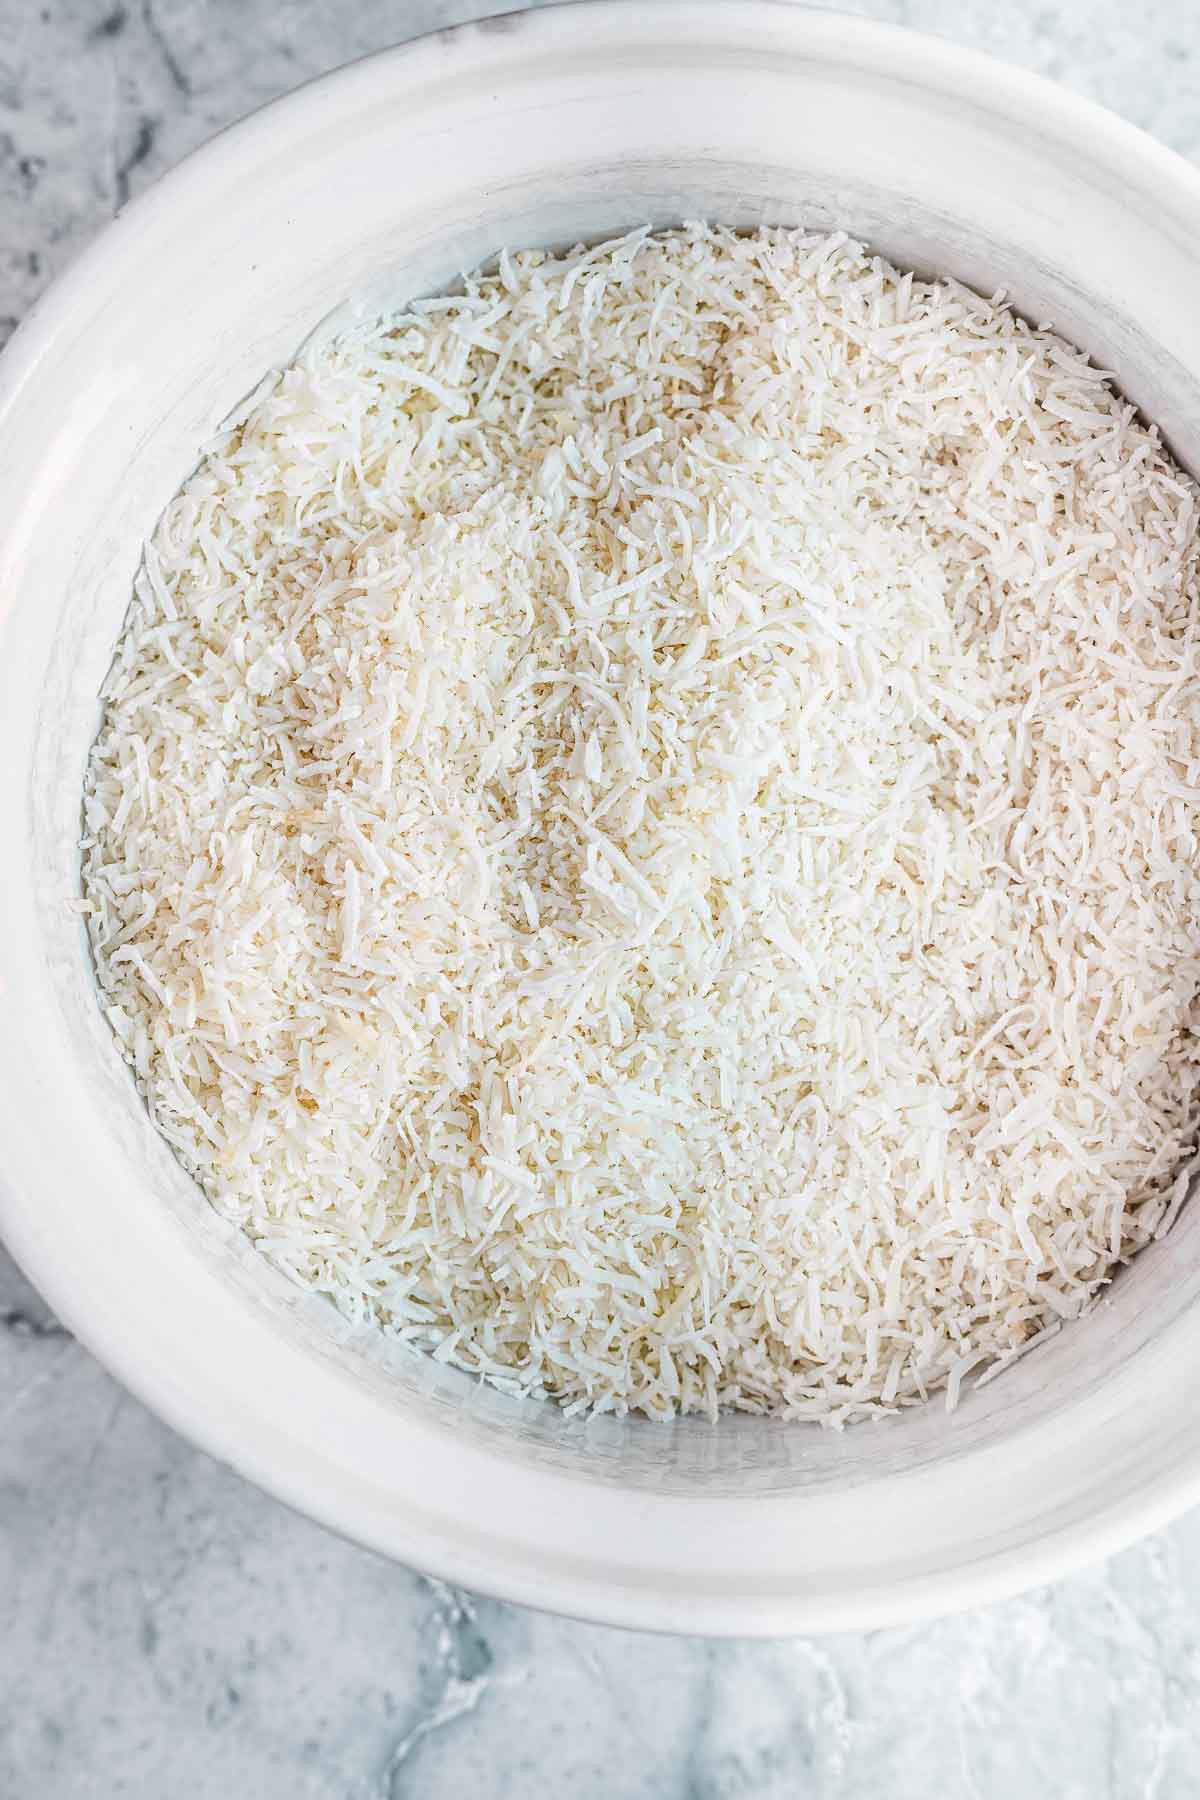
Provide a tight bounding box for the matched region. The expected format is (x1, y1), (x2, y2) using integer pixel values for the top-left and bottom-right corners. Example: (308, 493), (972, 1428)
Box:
(80, 225), (1200, 1422)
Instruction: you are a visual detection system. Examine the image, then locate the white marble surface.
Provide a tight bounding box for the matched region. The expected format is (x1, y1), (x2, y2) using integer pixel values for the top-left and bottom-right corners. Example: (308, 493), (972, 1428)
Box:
(5, 0), (1200, 1793)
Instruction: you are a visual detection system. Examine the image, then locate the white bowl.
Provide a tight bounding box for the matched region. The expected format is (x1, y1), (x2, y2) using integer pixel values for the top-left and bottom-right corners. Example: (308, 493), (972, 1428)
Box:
(4, 0), (1200, 1637)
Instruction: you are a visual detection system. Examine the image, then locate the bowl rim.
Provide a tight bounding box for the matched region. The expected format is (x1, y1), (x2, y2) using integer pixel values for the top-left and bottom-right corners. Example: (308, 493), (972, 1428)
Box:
(5, 0), (1200, 1636)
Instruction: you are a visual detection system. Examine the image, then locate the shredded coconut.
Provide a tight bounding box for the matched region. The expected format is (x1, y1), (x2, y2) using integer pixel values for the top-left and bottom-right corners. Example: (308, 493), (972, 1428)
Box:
(80, 225), (1200, 1423)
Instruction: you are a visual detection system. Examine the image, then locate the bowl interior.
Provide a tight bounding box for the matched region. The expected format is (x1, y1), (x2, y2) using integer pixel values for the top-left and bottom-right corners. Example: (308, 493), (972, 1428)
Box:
(4, 3), (1200, 1626)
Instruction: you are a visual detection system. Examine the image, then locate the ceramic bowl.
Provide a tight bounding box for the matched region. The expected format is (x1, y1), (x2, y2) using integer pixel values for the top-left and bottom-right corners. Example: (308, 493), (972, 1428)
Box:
(3, 1), (1200, 1634)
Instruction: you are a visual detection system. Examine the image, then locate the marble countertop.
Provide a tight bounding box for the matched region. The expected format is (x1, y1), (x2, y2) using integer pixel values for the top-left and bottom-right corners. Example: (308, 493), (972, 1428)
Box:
(5, 1), (1200, 1793)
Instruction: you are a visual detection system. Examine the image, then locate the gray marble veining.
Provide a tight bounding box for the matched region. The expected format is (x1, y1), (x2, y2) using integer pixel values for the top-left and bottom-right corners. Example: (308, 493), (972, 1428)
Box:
(5, 1), (1200, 1794)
